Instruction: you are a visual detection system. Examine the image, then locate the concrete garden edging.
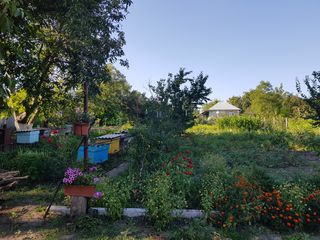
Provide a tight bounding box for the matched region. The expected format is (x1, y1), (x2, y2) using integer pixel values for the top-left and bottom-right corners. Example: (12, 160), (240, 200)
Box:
(49, 205), (207, 219)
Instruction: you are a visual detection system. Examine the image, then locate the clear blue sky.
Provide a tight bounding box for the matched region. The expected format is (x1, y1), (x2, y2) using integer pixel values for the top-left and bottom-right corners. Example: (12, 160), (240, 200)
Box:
(115, 0), (320, 101)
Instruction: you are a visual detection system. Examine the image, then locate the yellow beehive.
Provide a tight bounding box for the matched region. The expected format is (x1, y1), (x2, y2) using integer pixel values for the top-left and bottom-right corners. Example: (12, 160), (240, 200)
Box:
(108, 138), (120, 154)
(96, 138), (120, 154)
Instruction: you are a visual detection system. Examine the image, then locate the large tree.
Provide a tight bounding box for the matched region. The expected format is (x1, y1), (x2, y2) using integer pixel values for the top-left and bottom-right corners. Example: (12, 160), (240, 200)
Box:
(297, 71), (320, 124)
(0, 0), (132, 128)
(90, 64), (147, 126)
(148, 68), (212, 130)
(228, 81), (310, 119)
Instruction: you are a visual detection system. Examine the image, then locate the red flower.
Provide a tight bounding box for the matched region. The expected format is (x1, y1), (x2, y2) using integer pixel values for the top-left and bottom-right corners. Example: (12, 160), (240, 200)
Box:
(51, 129), (59, 134)
(47, 138), (53, 143)
(186, 163), (193, 168)
(166, 172), (170, 176)
(185, 149), (191, 154)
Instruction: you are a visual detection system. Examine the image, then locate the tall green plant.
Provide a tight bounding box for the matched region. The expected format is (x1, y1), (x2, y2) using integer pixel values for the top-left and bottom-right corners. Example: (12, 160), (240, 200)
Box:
(216, 115), (264, 131)
(144, 171), (186, 230)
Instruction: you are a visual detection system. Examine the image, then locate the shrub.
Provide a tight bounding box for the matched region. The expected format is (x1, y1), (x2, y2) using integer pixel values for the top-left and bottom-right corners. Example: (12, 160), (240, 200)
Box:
(144, 171), (186, 230)
(186, 124), (218, 135)
(163, 149), (194, 195)
(216, 116), (264, 131)
(206, 175), (261, 229)
(243, 167), (276, 192)
(96, 176), (134, 220)
(259, 185), (305, 231)
(200, 170), (231, 218)
(0, 135), (80, 182)
(304, 190), (320, 231)
(287, 118), (318, 134)
(128, 123), (180, 175)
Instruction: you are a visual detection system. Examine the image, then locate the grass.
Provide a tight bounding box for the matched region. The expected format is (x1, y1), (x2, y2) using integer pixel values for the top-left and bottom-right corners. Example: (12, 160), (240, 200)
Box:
(188, 127), (320, 183)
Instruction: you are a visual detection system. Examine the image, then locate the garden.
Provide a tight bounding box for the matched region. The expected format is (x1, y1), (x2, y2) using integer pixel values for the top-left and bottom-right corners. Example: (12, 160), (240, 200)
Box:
(1, 1), (320, 239)
(1, 113), (320, 239)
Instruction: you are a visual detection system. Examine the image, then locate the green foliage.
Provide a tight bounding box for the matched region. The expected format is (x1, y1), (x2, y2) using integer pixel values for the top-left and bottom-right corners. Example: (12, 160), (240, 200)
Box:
(0, 135), (80, 182)
(216, 115), (264, 131)
(228, 81), (311, 119)
(148, 68), (211, 129)
(90, 65), (147, 126)
(96, 176), (134, 220)
(0, 0), (132, 124)
(247, 167), (276, 192)
(74, 215), (103, 232)
(297, 71), (320, 125)
(170, 219), (215, 240)
(0, 0), (24, 33)
(186, 124), (218, 134)
(200, 168), (232, 216)
(304, 190), (320, 231)
(287, 118), (318, 134)
(278, 183), (308, 214)
(144, 171), (186, 230)
(74, 112), (93, 123)
(128, 122), (180, 175)
(204, 175), (262, 229)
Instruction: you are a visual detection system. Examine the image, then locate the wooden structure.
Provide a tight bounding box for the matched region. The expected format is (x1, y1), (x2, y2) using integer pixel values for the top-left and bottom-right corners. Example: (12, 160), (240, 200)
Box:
(0, 169), (28, 191)
(0, 128), (15, 152)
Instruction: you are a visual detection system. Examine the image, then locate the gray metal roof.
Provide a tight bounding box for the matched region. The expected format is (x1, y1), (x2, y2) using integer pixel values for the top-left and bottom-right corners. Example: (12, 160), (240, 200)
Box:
(96, 133), (126, 140)
(208, 102), (240, 111)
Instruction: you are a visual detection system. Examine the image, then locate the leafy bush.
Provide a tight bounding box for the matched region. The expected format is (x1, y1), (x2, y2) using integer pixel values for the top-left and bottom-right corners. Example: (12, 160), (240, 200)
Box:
(287, 118), (319, 134)
(304, 190), (320, 231)
(96, 176), (134, 220)
(258, 183), (309, 231)
(0, 135), (80, 182)
(186, 124), (218, 135)
(128, 123), (180, 175)
(206, 175), (262, 229)
(163, 149), (194, 196)
(246, 167), (276, 192)
(216, 116), (264, 131)
(144, 171), (186, 230)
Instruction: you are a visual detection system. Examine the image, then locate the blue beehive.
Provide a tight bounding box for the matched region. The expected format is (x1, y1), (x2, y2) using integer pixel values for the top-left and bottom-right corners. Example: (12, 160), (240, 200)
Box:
(77, 144), (110, 164)
(16, 130), (40, 144)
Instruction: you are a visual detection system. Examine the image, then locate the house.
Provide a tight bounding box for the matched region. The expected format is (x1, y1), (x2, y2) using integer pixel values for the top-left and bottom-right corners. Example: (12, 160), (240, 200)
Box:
(207, 102), (240, 118)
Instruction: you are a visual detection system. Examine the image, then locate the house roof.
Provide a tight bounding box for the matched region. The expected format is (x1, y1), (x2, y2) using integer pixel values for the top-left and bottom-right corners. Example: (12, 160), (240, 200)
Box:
(208, 102), (240, 111)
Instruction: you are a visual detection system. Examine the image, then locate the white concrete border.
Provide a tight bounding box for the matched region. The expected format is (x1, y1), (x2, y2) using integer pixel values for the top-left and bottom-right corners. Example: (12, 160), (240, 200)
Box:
(49, 205), (206, 219)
